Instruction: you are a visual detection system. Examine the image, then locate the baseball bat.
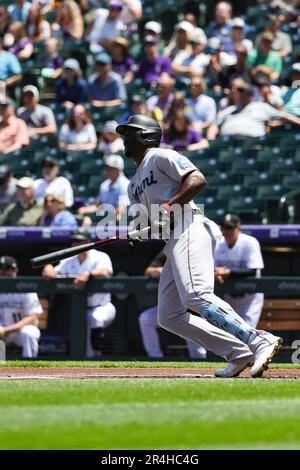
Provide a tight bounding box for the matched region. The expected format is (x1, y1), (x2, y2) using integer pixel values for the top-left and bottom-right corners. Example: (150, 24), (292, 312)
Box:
(30, 226), (150, 269)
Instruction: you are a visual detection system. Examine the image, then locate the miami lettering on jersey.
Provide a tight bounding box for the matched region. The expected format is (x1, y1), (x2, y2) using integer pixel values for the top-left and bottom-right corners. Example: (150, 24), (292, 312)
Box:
(131, 170), (157, 202)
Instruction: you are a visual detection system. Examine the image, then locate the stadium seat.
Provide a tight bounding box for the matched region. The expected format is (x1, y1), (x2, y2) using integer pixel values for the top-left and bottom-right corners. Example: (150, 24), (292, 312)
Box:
(256, 184), (288, 201)
(231, 158), (263, 174)
(218, 147), (244, 163)
(217, 184), (253, 200)
(206, 172), (237, 186)
(243, 173), (279, 187)
(269, 158), (300, 174)
(228, 196), (263, 212)
(282, 174), (300, 188)
(202, 208), (225, 222)
(194, 158), (220, 175)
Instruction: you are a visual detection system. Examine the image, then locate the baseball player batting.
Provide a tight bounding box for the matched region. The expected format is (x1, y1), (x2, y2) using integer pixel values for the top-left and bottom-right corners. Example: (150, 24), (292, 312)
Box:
(115, 114), (282, 378)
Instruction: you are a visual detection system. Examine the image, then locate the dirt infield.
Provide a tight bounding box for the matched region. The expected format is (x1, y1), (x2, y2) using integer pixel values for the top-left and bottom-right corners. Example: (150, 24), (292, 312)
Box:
(0, 366), (299, 380)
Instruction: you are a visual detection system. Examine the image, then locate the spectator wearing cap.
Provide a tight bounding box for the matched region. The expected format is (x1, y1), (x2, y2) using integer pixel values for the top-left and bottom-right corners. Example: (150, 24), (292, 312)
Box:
(282, 64), (300, 117)
(186, 77), (218, 139)
(39, 193), (77, 227)
(111, 37), (136, 84)
(86, 1), (124, 49)
(219, 76), (247, 111)
(98, 120), (124, 156)
(8, 1), (31, 22)
(0, 32), (22, 90)
(247, 32), (282, 82)
(52, 0), (84, 40)
(214, 214), (264, 330)
(55, 58), (87, 108)
(0, 165), (17, 214)
(251, 66), (283, 109)
(217, 83), (300, 138)
(256, 14), (292, 58)
(135, 35), (172, 87)
(144, 21), (162, 38)
(0, 255), (43, 359)
(34, 156), (74, 208)
(226, 17), (253, 59)
(59, 104), (97, 152)
(79, 154), (130, 220)
(204, 37), (236, 90)
(164, 20), (194, 59)
(206, 1), (233, 53)
(172, 27), (209, 79)
(0, 177), (43, 226)
(42, 228), (116, 359)
(118, 94), (147, 124)
(87, 52), (127, 108)
(130, 21), (164, 61)
(146, 73), (175, 121)
(223, 43), (252, 87)
(0, 98), (29, 154)
(17, 85), (57, 138)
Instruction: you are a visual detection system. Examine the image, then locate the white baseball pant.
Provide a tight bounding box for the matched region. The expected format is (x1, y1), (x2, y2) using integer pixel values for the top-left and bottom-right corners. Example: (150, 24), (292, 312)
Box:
(139, 305), (207, 358)
(86, 302), (116, 358)
(158, 216), (255, 365)
(5, 325), (41, 358)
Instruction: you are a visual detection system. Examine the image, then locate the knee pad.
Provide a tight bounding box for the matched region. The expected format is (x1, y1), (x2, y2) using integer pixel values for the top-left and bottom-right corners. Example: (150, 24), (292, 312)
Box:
(91, 328), (105, 351)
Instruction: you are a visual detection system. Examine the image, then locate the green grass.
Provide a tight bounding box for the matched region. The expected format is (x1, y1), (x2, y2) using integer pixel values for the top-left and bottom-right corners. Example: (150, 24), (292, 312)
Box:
(1, 360), (300, 369)
(0, 378), (300, 449)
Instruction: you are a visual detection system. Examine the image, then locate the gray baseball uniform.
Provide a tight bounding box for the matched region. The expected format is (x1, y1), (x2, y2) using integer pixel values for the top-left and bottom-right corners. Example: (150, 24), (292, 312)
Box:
(128, 147), (258, 364)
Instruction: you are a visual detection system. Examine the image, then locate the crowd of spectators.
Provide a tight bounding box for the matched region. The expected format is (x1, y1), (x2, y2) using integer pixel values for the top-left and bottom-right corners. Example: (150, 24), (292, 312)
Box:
(1, 0), (300, 225)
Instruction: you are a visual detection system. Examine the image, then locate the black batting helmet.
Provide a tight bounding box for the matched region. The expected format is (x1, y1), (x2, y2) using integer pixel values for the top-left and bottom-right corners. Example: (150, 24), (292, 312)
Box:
(116, 114), (162, 148)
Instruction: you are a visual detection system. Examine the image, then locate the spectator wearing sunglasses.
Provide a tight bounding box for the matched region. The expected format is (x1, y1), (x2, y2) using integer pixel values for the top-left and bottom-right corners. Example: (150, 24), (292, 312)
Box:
(39, 193), (77, 227)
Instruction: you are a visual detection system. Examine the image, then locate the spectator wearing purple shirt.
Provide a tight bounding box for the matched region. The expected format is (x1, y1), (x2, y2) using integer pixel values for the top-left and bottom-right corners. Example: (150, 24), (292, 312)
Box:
(146, 73), (175, 121)
(111, 37), (136, 84)
(8, 21), (33, 61)
(162, 111), (208, 153)
(37, 38), (64, 80)
(135, 35), (172, 86)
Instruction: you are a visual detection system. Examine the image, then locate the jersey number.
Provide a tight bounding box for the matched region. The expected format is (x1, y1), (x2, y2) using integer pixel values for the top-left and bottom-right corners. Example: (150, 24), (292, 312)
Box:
(12, 313), (22, 323)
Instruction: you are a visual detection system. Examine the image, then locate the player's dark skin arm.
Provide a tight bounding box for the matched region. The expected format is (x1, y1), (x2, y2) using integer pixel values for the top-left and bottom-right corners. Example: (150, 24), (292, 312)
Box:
(167, 170), (206, 207)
